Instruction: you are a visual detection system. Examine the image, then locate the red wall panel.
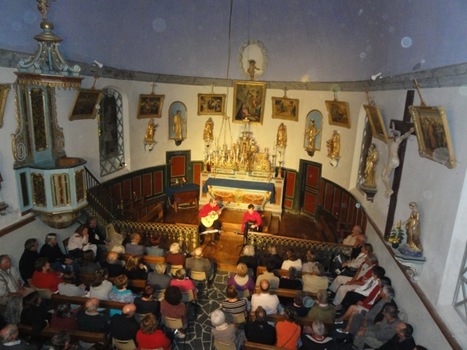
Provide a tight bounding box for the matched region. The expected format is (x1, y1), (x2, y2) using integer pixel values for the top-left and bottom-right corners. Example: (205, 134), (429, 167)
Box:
(153, 170), (163, 194)
(142, 174), (152, 197)
(285, 171), (296, 198)
(171, 155), (186, 177)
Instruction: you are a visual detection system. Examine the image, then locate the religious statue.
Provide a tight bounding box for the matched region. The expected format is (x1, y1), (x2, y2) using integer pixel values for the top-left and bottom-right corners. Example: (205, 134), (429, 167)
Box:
(276, 123), (287, 148)
(327, 130), (340, 159)
(381, 123), (414, 197)
(144, 119), (157, 143)
(305, 119), (320, 150)
(203, 117), (214, 144)
(398, 202), (423, 257)
(362, 144), (378, 188)
(247, 59), (260, 80)
(173, 110), (183, 140)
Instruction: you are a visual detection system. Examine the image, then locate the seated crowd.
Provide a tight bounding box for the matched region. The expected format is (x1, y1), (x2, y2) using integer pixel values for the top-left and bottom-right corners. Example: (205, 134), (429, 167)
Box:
(0, 220), (428, 350)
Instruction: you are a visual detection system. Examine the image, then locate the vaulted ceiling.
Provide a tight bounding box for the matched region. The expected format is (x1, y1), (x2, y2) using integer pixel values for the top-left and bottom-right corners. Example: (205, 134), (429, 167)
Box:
(1, 0), (467, 83)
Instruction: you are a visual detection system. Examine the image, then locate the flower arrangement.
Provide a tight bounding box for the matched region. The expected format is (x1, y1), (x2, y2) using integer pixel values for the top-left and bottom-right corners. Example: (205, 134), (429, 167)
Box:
(387, 221), (404, 249)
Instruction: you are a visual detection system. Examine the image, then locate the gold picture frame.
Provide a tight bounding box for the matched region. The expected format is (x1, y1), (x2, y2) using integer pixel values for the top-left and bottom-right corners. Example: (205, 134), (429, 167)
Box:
(232, 81), (267, 124)
(0, 84), (11, 128)
(69, 89), (103, 120)
(198, 94), (226, 115)
(364, 105), (388, 142)
(137, 94), (164, 119)
(271, 97), (299, 121)
(325, 100), (351, 128)
(409, 105), (456, 168)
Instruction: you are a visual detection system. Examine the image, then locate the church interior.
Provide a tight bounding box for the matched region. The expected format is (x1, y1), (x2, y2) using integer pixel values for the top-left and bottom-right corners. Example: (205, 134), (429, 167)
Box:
(1, 0), (467, 349)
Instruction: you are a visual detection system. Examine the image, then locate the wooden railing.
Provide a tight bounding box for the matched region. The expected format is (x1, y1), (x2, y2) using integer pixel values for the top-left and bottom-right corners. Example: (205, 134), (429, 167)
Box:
(84, 166), (118, 222)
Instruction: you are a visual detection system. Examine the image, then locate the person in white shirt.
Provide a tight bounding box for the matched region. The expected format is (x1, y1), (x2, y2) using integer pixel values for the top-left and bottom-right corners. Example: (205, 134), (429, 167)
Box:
(281, 250), (302, 271)
(251, 280), (280, 315)
(67, 225), (97, 258)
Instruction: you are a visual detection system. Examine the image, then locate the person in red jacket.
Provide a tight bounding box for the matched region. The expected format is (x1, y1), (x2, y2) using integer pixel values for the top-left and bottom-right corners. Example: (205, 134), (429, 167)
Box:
(241, 204), (262, 236)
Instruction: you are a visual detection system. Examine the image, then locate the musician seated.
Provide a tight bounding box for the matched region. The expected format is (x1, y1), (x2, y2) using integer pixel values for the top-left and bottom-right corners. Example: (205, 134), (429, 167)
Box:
(241, 204), (262, 237)
(198, 198), (222, 243)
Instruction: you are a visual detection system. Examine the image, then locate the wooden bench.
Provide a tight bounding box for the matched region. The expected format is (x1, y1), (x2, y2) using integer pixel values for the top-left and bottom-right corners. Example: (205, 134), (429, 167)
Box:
(256, 265), (313, 278)
(51, 293), (126, 311)
(253, 287), (317, 300)
(243, 341), (282, 350)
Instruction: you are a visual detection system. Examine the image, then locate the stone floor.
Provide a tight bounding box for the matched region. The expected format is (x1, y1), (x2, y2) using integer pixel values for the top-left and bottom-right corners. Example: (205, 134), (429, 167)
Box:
(171, 271), (230, 350)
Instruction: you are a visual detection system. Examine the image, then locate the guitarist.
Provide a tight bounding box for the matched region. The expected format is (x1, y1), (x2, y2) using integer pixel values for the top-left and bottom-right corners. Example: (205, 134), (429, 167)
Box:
(198, 198), (222, 243)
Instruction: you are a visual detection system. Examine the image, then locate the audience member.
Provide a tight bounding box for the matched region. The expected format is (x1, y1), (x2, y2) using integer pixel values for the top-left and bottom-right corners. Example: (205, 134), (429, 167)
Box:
(108, 275), (135, 315)
(276, 307), (300, 350)
(221, 285), (249, 323)
(259, 246), (283, 270)
(125, 233), (146, 256)
(100, 252), (125, 278)
(136, 313), (171, 350)
(186, 247), (216, 286)
(67, 225), (96, 259)
(124, 256), (148, 280)
(145, 235), (165, 258)
(86, 217), (107, 261)
(49, 330), (71, 350)
(307, 289), (336, 324)
(0, 255), (28, 306)
(255, 260), (279, 290)
(300, 321), (336, 350)
(31, 257), (62, 292)
(57, 272), (85, 297)
(170, 268), (197, 300)
(281, 250), (302, 271)
(228, 263), (255, 298)
(237, 245), (258, 276)
(77, 250), (100, 275)
(289, 291), (313, 317)
(133, 285), (161, 322)
(376, 322), (415, 350)
(301, 250), (316, 273)
(244, 306), (276, 345)
(20, 292), (49, 338)
(39, 233), (73, 273)
(279, 267), (303, 290)
(160, 286), (187, 339)
(110, 303), (139, 342)
(19, 238), (39, 286)
(302, 262), (328, 294)
(211, 309), (238, 347)
(337, 243), (373, 277)
(3, 296), (22, 325)
(0, 324), (37, 350)
(89, 269), (113, 300)
(251, 280), (280, 315)
(342, 225), (366, 246)
(50, 303), (78, 331)
(76, 298), (108, 333)
(165, 243), (185, 268)
(147, 263), (171, 293)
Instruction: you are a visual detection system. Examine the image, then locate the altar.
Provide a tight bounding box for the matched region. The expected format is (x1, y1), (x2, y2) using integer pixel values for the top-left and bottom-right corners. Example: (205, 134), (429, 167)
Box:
(199, 172), (284, 216)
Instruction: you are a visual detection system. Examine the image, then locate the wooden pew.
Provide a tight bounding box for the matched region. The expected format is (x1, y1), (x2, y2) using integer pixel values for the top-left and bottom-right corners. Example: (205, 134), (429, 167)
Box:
(51, 293), (126, 311)
(121, 254), (165, 266)
(243, 341), (282, 350)
(253, 286), (316, 299)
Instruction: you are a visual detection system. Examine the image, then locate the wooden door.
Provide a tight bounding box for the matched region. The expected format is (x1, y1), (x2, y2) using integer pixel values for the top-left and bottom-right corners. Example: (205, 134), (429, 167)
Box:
(299, 160), (322, 217)
(166, 150), (191, 186)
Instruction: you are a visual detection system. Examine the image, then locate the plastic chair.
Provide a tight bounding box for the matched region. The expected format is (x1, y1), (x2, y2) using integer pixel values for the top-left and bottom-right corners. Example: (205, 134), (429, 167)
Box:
(112, 338), (137, 350)
(190, 270), (207, 283)
(170, 264), (183, 276)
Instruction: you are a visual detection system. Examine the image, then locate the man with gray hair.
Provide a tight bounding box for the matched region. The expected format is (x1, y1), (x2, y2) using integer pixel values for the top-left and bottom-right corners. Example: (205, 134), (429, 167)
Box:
(251, 280), (280, 315)
(110, 304), (139, 342)
(77, 298), (108, 333)
(301, 321), (336, 349)
(0, 324), (36, 350)
(186, 247), (216, 285)
(0, 255), (26, 306)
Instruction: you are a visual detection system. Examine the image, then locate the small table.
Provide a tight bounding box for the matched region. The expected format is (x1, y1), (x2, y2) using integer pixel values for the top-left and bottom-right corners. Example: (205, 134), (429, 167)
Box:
(165, 184), (200, 212)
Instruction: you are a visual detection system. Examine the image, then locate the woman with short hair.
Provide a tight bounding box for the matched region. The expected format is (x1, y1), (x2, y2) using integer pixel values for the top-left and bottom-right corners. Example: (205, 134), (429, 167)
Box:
(227, 263), (255, 297)
(136, 313), (171, 350)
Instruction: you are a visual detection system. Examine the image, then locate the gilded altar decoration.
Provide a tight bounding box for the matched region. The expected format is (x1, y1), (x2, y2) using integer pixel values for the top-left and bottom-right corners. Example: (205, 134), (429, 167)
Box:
(144, 118), (158, 151)
(276, 123), (287, 148)
(0, 84), (10, 129)
(203, 118), (214, 144)
(327, 130), (340, 167)
(32, 172), (46, 207)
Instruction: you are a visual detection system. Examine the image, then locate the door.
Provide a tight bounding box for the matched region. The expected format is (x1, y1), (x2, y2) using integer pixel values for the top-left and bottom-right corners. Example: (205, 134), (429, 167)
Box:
(166, 150), (191, 186)
(299, 160), (322, 217)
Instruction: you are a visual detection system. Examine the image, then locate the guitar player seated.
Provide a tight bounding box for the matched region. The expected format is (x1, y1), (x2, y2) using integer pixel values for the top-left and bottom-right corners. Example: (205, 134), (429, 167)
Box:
(199, 198), (223, 244)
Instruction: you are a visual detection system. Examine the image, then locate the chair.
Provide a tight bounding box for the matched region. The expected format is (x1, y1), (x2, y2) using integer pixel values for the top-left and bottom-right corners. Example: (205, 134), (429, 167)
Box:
(170, 264), (183, 276)
(214, 339), (236, 350)
(135, 313), (151, 324)
(190, 270), (207, 283)
(181, 289), (195, 303)
(112, 338), (137, 350)
(162, 315), (184, 332)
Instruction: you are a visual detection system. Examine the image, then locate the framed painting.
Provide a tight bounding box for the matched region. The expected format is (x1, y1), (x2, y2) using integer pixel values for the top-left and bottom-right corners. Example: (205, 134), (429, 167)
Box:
(169, 101), (187, 141)
(137, 94), (164, 119)
(0, 84), (11, 128)
(69, 89), (103, 120)
(232, 81), (267, 124)
(272, 97), (299, 121)
(198, 94), (226, 115)
(409, 105), (456, 168)
(364, 104), (388, 142)
(325, 100), (351, 128)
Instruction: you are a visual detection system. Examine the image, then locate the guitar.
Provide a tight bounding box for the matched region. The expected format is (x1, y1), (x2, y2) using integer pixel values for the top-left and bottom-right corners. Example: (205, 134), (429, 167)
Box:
(201, 203), (229, 227)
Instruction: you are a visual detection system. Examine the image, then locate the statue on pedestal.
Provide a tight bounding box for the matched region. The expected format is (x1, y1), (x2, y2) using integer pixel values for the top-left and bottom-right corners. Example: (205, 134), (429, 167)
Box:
(398, 201), (423, 257)
(362, 144), (378, 188)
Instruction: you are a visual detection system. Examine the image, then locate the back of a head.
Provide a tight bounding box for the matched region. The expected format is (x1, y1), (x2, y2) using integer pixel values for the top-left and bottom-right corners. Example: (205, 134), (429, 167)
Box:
(283, 306), (297, 322)
(384, 304), (398, 319)
(226, 285), (238, 299)
(373, 266), (386, 279)
(85, 298), (99, 312)
(365, 243), (374, 254)
(155, 263), (167, 274)
(0, 324), (18, 343)
(140, 313), (157, 334)
(313, 262), (324, 276)
(51, 330), (70, 350)
(169, 242), (180, 254)
(176, 268), (186, 280)
(312, 320), (325, 336)
(316, 289), (328, 304)
(236, 263), (248, 277)
(113, 274), (128, 289)
(122, 303), (136, 317)
(265, 260), (276, 272)
(243, 244), (255, 257)
(193, 247), (203, 258)
(259, 279), (270, 293)
(403, 323), (414, 338)
(164, 286), (182, 306)
(288, 266), (298, 279)
(383, 285), (395, 299)
(91, 269), (106, 287)
(210, 309), (226, 327)
(107, 251), (119, 263)
(254, 306), (266, 322)
(24, 238), (38, 250)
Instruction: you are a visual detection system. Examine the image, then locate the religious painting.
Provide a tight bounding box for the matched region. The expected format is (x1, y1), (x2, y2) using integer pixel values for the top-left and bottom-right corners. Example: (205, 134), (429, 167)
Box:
(304, 110), (323, 151)
(137, 94), (164, 119)
(232, 81), (267, 124)
(69, 89), (103, 120)
(198, 94), (226, 115)
(364, 104), (388, 142)
(168, 101), (187, 141)
(271, 97), (299, 122)
(409, 105), (456, 168)
(0, 84), (11, 128)
(325, 100), (351, 128)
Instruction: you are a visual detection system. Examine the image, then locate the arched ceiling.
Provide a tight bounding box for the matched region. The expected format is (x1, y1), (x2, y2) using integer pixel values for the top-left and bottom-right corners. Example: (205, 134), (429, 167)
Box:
(1, 0), (467, 82)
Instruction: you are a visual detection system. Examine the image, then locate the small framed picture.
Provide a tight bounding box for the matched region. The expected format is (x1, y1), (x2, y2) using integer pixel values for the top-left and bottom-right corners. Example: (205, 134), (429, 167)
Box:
(69, 89), (103, 120)
(232, 81), (267, 124)
(198, 94), (226, 115)
(169, 101), (187, 141)
(0, 84), (11, 128)
(409, 105), (456, 168)
(271, 97), (299, 121)
(364, 105), (388, 142)
(325, 100), (351, 128)
(137, 94), (164, 119)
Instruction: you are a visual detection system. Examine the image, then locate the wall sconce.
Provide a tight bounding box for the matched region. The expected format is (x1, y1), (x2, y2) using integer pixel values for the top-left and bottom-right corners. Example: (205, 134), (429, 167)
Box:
(144, 118), (158, 151)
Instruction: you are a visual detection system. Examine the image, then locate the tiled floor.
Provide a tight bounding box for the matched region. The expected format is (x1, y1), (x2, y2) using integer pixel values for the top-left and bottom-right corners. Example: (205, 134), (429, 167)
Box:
(171, 271), (230, 350)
